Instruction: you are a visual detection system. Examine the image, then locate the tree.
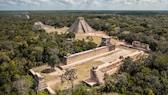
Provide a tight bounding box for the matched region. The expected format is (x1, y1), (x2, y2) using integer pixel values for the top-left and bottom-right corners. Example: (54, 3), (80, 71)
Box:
(87, 41), (97, 50)
(66, 32), (75, 39)
(145, 88), (154, 95)
(154, 54), (168, 70)
(120, 57), (133, 73)
(103, 74), (118, 93)
(60, 68), (77, 95)
(48, 54), (60, 71)
(12, 76), (33, 95)
(86, 36), (93, 41)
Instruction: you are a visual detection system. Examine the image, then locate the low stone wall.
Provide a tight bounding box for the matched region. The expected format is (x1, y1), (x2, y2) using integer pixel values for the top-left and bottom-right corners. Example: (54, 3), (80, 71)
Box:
(63, 45), (115, 65)
(120, 41), (150, 53)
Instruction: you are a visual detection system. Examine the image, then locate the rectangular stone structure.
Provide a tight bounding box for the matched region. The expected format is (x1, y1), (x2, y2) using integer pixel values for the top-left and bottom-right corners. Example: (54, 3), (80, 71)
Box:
(63, 45), (115, 65)
(132, 41), (150, 51)
(86, 51), (144, 85)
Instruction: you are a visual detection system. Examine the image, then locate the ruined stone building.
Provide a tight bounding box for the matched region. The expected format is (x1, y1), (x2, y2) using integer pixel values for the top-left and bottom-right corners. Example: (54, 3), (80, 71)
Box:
(83, 51), (144, 86)
(99, 36), (112, 47)
(132, 41), (150, 52)
(33, 73), (47, 92)
(62, 37), (115, 67)
(32, 21), (52, 31)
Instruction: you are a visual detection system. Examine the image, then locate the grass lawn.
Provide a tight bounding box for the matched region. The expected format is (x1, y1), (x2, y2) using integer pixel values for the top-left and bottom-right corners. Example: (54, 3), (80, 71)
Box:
(75, 34), (101, 45)
(41, 73), (59, 82)
(75, 61), (103, 82)
(51, 61), (103, 91)
(75, 33), (118, 45)
(45, 27), (68, 33)
(32, 65), (60, 82)
(111, 38), (118, 44)
(51, 81), (71, 91)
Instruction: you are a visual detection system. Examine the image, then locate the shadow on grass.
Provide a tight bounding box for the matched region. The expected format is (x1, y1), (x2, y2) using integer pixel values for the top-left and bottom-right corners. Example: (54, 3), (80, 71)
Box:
(41, 68), (55, 73)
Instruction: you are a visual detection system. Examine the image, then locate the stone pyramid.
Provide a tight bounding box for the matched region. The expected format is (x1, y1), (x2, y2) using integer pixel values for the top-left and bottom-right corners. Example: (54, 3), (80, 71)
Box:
(68, 17), (94, 33)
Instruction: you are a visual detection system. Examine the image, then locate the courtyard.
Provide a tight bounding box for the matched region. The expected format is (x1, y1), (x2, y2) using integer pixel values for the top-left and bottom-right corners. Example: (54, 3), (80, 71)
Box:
(32, 46), (139, 91)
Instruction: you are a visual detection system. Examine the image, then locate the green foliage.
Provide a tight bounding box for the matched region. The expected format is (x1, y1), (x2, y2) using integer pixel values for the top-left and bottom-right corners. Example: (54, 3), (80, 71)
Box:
(72, 40), (97, 53)
(66, 32), (75, 38)
(37, 92), (49, 95)
(61, 68), (77, 95)
(154, 54), (168, 70)
(145, 88), (154, 95)
(48, 54), (60, 71)
(56, 83), (101, 95)
(72, 84), (89, 95)
(0, 12), (97, 94)
(1, 11), (168, 95)
(102, 74), (118, 93)
(102, 53), (168, 95)
(12, 76), (33, 95)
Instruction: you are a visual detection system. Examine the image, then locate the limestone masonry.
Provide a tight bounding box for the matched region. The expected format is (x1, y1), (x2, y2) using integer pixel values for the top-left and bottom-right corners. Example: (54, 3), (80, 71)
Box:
(68, 17), (95, 33)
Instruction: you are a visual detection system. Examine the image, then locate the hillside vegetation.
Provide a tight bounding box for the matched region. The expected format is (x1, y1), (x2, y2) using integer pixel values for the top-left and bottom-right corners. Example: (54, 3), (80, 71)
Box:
(0, 11), (168, 95)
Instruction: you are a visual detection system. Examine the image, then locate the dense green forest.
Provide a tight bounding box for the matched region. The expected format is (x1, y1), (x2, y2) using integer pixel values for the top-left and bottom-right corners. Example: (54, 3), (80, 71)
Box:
(0, 11), (168, 95)
(0, 12), (97, 95)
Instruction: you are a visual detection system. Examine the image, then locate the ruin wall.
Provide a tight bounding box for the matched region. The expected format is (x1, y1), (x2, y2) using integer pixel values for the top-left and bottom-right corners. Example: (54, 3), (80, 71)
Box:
(100, 51), (143, 73)
(63, 45), (115, 65)
(132, 41), (150, 51)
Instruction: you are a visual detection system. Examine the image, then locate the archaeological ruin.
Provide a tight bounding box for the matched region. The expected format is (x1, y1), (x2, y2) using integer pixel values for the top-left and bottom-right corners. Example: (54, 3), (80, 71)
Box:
(32, 21), (53, 31)
(62, 37), (115, 67)
(132, 41), (150, 52)
(68, 17), (95, 33)
(30, 17), (150, 93)
(83, 50), (144, 86)
(29, 69), (56, 95)
(34, 73), (47, 92)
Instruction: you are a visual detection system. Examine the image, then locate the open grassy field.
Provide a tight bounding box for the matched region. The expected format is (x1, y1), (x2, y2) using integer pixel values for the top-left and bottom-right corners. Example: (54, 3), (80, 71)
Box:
(33, 61), (103, 90)
(75, 34), (102, 45)
(50, 61), (103, 90)
(75, 61), (103, 82)
(75, 32), (118, 45)
(45, 27), (69, 33)
(42, 73), (59, 82)
(32, 65), (61, 82)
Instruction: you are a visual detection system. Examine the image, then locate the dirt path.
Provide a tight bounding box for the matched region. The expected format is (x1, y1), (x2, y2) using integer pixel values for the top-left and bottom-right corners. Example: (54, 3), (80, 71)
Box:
(84, 32), (108, 37)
